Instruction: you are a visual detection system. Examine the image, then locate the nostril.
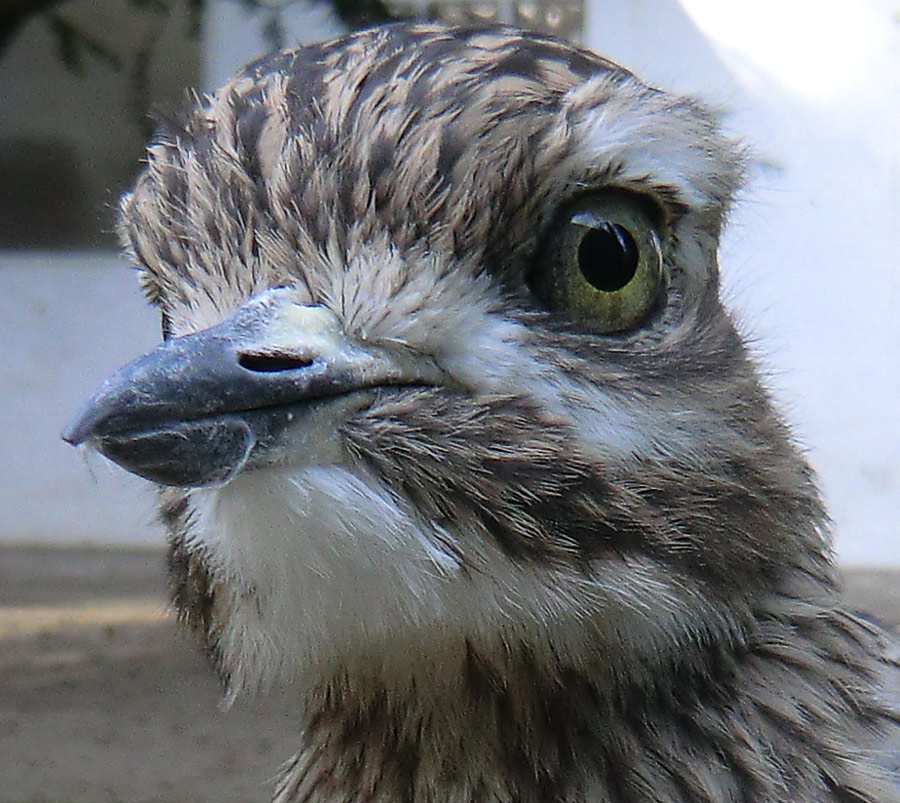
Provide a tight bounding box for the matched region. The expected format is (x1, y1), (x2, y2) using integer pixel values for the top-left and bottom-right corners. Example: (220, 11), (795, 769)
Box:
(238, 352), (316, 373)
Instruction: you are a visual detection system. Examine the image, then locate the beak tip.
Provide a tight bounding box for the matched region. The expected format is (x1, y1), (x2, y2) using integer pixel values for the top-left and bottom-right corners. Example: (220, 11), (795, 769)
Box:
(61, 410), (94, 447)
(61, 424), (84, 447)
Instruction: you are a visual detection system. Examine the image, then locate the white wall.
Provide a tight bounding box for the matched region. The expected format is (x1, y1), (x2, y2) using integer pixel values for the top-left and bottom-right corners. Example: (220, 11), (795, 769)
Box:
(0, 253), (160, 545)
(2, 1), (896, 564)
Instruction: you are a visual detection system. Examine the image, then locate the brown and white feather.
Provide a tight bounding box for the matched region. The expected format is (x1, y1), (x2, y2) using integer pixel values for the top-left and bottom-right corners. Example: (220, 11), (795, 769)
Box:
(113, 23), (900, 803)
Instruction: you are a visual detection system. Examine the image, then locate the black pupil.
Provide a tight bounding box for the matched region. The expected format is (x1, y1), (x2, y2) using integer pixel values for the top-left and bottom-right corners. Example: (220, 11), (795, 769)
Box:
(577, 222), (639, 292)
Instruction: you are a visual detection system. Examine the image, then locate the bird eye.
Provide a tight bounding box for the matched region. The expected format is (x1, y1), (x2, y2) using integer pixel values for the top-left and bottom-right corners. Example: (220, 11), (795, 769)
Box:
(531, 191), (665, 333)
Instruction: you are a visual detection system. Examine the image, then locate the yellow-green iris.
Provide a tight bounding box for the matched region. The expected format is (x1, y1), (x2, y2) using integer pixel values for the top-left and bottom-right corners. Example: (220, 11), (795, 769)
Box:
(533, 191), (665, 333)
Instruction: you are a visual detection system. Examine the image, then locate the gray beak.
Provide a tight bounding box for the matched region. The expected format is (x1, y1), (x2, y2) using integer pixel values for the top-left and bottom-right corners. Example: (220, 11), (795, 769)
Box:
(62, 287), (445, 487)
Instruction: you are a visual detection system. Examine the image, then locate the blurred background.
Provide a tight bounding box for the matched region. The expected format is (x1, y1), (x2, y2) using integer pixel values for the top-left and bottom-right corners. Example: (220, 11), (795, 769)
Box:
(0, 1), (897, 800)
(1, 0), (898, 562)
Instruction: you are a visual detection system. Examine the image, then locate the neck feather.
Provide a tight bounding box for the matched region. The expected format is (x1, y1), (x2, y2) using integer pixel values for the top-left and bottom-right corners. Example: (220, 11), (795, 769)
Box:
(274, 587), (896, 803)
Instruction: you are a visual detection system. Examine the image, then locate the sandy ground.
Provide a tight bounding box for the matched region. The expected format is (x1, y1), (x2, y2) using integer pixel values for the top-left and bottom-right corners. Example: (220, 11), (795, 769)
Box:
(1, 546), (898, 803)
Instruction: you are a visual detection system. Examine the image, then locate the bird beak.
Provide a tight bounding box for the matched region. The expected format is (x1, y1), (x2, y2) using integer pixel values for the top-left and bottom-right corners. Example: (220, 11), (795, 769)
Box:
(62, 287), (445, 487)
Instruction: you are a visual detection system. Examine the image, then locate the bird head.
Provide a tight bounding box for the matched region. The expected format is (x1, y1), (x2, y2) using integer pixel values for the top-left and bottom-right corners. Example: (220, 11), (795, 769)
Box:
(64, 24), (829, 699)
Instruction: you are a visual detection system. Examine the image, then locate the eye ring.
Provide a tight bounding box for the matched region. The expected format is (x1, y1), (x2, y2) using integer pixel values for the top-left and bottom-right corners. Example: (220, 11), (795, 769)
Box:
(530, 191), (666, 334)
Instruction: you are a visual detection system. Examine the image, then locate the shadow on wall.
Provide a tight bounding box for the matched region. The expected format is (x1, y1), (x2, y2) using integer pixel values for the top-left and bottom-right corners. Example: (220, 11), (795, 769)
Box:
(0, 138), (93, 248)
(0, 0), (201, 249)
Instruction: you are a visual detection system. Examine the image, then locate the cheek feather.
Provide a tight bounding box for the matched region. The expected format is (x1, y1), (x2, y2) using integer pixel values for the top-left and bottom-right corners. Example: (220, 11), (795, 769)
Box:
(186, 457), (749, 704)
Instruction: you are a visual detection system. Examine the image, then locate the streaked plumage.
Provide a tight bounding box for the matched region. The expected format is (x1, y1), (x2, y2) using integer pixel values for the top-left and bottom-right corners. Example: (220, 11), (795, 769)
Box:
(66, 23), (900, 802)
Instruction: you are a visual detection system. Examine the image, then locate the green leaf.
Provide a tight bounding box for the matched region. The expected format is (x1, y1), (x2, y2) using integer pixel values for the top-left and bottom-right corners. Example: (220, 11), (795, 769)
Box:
(186, 0), (203, 39)
(47, 15), (83, 74)
(261, 13), (284, 51)
(127, 0), (171, 12)
(47, 13), (122, 74)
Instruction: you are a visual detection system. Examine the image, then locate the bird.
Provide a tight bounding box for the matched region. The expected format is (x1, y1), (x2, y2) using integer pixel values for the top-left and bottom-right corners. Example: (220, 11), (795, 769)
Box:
(63, 22), (900, 803)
